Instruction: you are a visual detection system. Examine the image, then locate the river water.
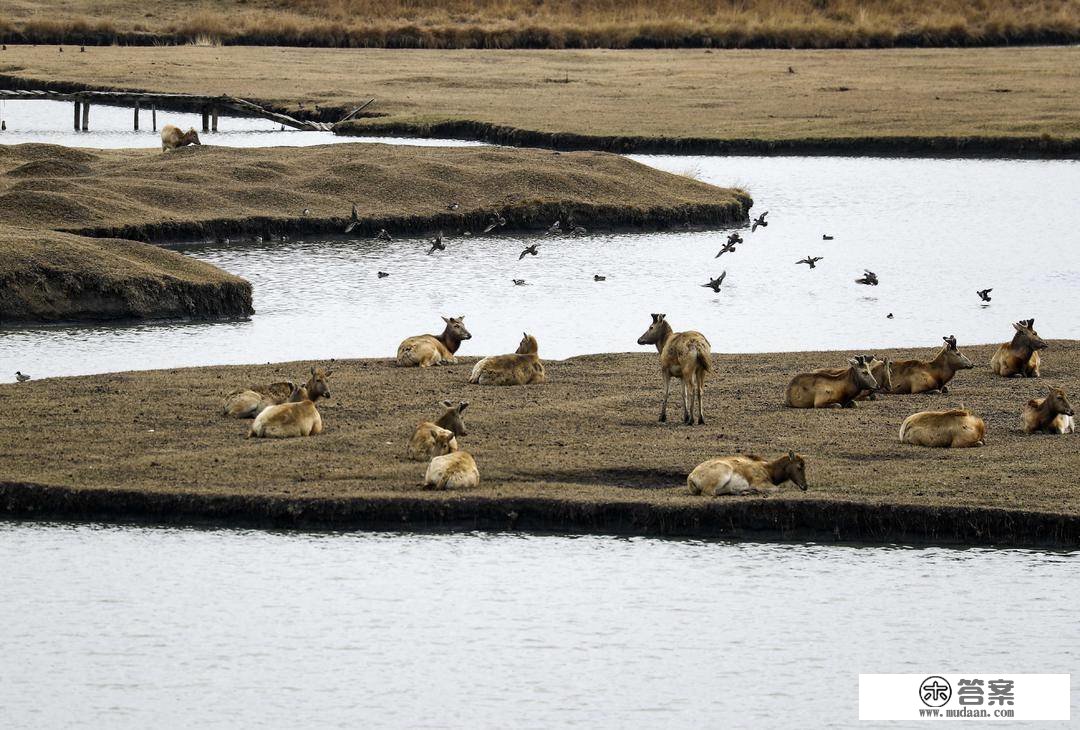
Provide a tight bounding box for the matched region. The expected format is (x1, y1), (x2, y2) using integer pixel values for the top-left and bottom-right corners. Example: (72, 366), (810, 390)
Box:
(0, 521), (1076, 729)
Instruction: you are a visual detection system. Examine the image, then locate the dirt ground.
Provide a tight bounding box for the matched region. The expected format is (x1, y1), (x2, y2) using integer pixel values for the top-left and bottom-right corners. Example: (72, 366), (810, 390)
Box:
(1, 341), (1076, 517)
(2, 46), (1078, 144)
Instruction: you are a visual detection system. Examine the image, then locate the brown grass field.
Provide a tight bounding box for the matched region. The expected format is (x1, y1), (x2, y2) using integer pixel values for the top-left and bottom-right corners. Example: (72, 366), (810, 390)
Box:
(1, 343), (1077, 523)
(2, 45), (1078, 145)
(1, 0), (1079, 48)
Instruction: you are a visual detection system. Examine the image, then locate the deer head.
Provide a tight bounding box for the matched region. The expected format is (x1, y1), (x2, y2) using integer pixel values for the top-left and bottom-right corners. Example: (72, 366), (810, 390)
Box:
(637, 313), (671, 347)
(435, 400), (469, 437)
(941, 336), (974, 370)
(781, 450), (808, 491)
(848, 355), (878, 392)
(1013, 320), (1048, 351)
(441, 316), (472, 342)
(1045, 387), (1074, 417)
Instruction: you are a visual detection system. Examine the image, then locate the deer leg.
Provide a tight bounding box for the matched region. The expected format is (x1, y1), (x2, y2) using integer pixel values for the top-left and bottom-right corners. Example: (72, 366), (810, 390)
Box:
(696, 374), (705, 425)
(659, 373), (671, 422)
(681, 379), (692, 424)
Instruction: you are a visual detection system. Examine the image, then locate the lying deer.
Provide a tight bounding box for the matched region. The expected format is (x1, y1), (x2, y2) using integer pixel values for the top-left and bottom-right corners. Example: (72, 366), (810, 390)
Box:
(222, 380), (296, 419)
(636, 313), (713, 425)
(397, 316), (472, 367)
(785, 356), (877, 408)
(408, 401), (469, 461)
(247, 368), (331, 439)
(899, 409), (986, 448)
(161, 124), (201, 151)
(990, 319), (1048, 378)
(468, 333), (546, 386)
(885, 335), (974, 394)
(820, 354), (892, 400)
(1022, 386), (1075, 434)
(687, 451), (808, 496)
(423, 451), (479, 490)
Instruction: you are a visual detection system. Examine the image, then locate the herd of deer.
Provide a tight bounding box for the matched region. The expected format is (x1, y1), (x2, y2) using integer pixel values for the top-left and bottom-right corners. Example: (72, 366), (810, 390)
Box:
(217, 312), (1072, 497)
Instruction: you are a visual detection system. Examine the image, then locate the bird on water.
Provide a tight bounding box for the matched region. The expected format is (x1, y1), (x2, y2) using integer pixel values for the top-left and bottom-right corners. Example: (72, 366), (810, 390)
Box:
(822, 234), (834, 240)
(593, 274), (606, 281)
(977, 288), (993, 302)
(855, 270), (879, 286)
(427, 231), (446, 255)
(375, 229), (392, 242)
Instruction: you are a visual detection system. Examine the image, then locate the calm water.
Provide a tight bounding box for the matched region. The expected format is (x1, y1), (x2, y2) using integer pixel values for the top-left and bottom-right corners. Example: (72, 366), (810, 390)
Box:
(1, 153), (1078, 380)
(0, 522), (1076, 729)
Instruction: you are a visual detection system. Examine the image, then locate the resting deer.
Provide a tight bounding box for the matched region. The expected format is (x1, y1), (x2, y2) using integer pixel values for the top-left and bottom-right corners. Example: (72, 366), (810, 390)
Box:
(990, 319), (1047, 377)
(469, 333), (546, 386)
(636, 313), (713, 425)
(821, 354), (892, 400)
(408, 400), (469, 461)
(397, 316), (472, 367)
(687, 451), (808, 496)
(423, 451), (479, 490)
(161, 124), (201, 151)
(247, 368), (331, 439)
(885, 336), (974, 394)
(899, 409), (986, 448)
(785, 356), (877, 408)
(1022, 386), (1075, 434)
(222, 380), (295, 419)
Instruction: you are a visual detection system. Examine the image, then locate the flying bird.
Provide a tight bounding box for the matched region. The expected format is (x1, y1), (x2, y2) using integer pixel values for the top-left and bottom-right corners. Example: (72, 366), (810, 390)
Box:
(855, 270), (879, 286)
(482, 212), (507, 234)
(377, 271), (389, 278)
(727, 232), (743, 245)
(715, 240), (737, 258)
(375, 229), (392, 242)
(702, 271), (727, 293)
(977, 288), (993, 302)
(546, 220), (561, 235)
(797, 256), (825, 269)
(751, 211), (769, 232)
(822, 234), (834, 240)
(15, 371), (30, 382)
(427, 231), (446, 255)
(519, 244), (539, 260)
(344, 203), (359, 233)
(593, 274), (606, 281)
(512, 279), (527, 286)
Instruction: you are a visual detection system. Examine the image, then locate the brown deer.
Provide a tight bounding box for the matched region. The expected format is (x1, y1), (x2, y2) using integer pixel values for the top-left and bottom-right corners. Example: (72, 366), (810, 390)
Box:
(885, 336), (974, 394)
(991, 319), (1048, 378)
(397, 316), (472, 367)
(785, 356), (878, 408)
(408, 401), (469, 461)
(222, 380), (295, 419)
(899, 409), (986, 448)
(247, 368), (331, 439)
(423, 451), (479, 490)
(821, 354), (893, 400)
(636, 313), (713, 425)
(1022, 386), (1075, 434)
(161, 124), (201, 151)
(687, 451), (808, 496)
(468, 332), (546, 386)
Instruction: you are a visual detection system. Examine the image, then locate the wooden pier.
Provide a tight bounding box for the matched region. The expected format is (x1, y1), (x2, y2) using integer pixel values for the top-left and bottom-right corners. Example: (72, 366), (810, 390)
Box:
(0, 89), (334, 132)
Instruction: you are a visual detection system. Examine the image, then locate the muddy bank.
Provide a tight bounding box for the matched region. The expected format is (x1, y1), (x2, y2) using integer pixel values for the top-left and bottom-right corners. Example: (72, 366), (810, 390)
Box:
(0, 344), (1076, 547)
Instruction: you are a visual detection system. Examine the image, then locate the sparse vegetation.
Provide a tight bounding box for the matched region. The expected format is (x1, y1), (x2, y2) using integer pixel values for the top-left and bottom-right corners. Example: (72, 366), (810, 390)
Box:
(1, 0), (1079, 48)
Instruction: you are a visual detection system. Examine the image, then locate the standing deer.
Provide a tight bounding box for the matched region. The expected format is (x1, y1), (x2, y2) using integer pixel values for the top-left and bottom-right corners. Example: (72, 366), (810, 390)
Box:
(990, 319), (1048, 377)
(161, 124), (202, 151)
(636, 313), (713, 425)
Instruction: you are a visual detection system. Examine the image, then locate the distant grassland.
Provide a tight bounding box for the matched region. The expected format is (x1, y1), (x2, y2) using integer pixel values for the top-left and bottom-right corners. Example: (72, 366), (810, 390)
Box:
(2, 0), (1080, 48)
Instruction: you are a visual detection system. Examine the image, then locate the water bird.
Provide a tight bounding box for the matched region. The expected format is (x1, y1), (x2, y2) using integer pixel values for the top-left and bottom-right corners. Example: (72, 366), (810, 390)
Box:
(702, 271), (727, 293)
(427, 231), (446, 255)
(344, 203), (359, 233)
(797, 255), (824, 269)
(547, 220), (561, 235)
(887, 313), (894, 319)
(512, 279), (527, 286)
(482, 212), (507, 234)
(15, 371), (30, 382)
(751, 211), (769, 232)
(855, 270), (879, 286)
(977, 288), (993, 302)
(58, 47), (63, 53)
(715, 240), (737, 258)
(447, 202), (459, 211)
(594, 274), (606, 281)
(822, 234), (834, 240)
(302, 208), (311, 217)
(519, 244), (539, 260)
(80, 46), (85, 52)
(377, 271), (390, 278)
(788, 66), (795, 74)
(572, 226), (587, 236)
(375, 229), (392, 241)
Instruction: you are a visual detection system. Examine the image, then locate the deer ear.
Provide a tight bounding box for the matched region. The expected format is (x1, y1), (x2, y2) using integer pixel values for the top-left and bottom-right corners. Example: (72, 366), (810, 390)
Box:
(442, 316), (450, 324)
(458, 315), (465, 321)
(657, 313), (666, 321)
(848, 358), (860, 367)
(1013, 322), (1024, 333)
(310, 366), (315, 375)
(788, 450), (796, 460)
(458, 401), (469, 412)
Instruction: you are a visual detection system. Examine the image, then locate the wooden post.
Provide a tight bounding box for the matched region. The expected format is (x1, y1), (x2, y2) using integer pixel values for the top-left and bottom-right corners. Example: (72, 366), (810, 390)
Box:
(74, 102), (81, 130)
(133, 101), (140, 131)
(201, 108), (209, 132)
(211, 106), (218, 132)
(81, 102), (89, 131)
(151, 105), (157, 132)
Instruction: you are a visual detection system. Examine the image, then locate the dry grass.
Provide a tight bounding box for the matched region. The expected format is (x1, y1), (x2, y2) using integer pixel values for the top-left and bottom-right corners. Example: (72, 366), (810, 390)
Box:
(1, 343), (1077, 518)
(3, 45), (1077, 142)
(2, 0), (1079, 47)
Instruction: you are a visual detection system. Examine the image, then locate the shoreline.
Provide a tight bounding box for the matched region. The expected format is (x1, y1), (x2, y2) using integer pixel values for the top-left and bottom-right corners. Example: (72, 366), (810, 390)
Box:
(2, 482), (1078, 549)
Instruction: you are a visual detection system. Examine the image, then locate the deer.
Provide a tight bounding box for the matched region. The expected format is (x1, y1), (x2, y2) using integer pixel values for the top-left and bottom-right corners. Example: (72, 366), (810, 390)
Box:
(899, 409), (986, 448)
(990, 319), (1048, 378)
(396, 316), (472, 367)
(408, 400), (469, 461)
(636, 313), (713, 425)
(247, 368), (331, 439)
(687, 451), (808, 496)
(785, 356), (878, 408)
(221, 380), (296, 419)
(884, 336), (974, 394)
(1022, 386), (1075, 434)
(820, 354), (893, 400)
(423, 451), (479, 490)
(160, 124), (201, 152)
(468, 333), (546, 386)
